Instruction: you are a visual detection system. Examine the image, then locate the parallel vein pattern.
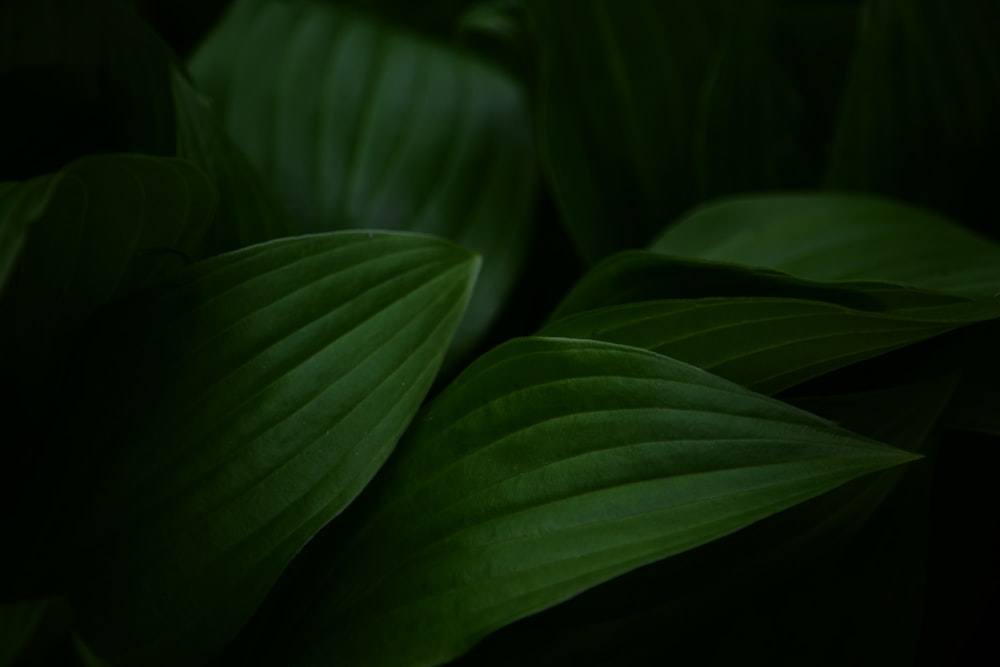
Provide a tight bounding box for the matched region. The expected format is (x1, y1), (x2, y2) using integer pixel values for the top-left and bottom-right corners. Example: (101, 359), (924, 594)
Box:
(190, 0), (536, 360)
(258, 337), (915, 667)
(57, 232), (479, 667)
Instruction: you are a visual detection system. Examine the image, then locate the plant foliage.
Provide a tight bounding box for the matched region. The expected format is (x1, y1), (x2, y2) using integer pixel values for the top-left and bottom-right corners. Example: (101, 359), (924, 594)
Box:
(2, 0), (998, 665)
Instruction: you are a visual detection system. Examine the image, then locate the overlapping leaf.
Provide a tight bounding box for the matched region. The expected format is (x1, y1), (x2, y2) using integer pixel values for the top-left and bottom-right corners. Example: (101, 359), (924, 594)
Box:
(651, 193), (1000, 297)
(454, 374), (954, 667)
(0, 155), (217, 383)
(0, 0), (294, 253)
(540, 251), (1000, 394)
(246, 337), (915, 667)
(190, 0), (537, 361)
(42, 232), (478, 666)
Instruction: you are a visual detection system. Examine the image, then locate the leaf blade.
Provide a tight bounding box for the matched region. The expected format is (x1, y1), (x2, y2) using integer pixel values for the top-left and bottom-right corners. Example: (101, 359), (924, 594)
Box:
(43, 232), (478, 666)
(254, 337), (916, 667)
(190, 0), (537, 360)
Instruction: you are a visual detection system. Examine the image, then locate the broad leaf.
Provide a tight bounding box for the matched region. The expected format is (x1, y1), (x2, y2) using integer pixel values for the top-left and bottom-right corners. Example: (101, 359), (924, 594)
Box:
(190, 0), (537, 361)
(0, 155), (216, 384)
(547, 250), (971, 322)
(454, 374), (954, 666)
(38, 232), (478, 666)
(246, 337), (916, 667)
(541, 297), (999, 395)
(651, 193), (1000, 297)
(826, 0), (1000, 230)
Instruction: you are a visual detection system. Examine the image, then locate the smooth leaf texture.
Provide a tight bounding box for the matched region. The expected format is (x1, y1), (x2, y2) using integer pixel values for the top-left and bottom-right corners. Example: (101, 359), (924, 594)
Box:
(44, 232), (478, 666)
(0, 155), (217, 383)
(546, 250), (976, 322)
(251, 337), (916, 667)
(650, 193), (1000, 297)
(453, 375), (954, 667)
(540, 297), (999, 396)
(826, 0), (1000, 230)
(190, 0), (537, 361)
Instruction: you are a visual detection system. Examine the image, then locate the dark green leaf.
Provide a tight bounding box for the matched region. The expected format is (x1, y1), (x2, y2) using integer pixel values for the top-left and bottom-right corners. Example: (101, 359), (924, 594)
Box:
(190, 0), (537, 361)
(252, 337), (916, 667)
(454, 373), (953, 667)
(541, 296), (998, 395)
(547, 250), (973, 323)
(44, 232), (478, 666)
(651, 193), (1000, 296)
(0, 155), (217, 384)
(826, 0), (1000, 230)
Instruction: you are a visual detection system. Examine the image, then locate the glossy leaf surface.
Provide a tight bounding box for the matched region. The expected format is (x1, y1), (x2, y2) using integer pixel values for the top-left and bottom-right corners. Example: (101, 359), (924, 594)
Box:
(190, 0), (536, 360)
(259, 337), (915, 667)
(53, 232), (478, 666)
(651, 194), (1000, 297)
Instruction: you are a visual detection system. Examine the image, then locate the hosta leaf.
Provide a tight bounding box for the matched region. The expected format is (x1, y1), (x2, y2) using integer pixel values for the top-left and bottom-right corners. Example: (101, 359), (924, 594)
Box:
(453, 374), (955, 667)
(190, 0), (537, 361)
(826, 0), (1000, 229)
(250, 337), (916, 667)
(0, 155), (216, 384)
(44, 232), (478, 666)
(547, 250), (972, 323)
(541, 297), (999, 395)
(650, 193), (1000, 297)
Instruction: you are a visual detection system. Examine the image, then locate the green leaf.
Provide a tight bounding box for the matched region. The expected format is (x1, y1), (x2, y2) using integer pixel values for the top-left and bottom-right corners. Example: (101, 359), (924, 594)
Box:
(453, 374), (954, 667)
(826, 0), (1000, 228)
(41, 232), (478, 666)
(651, 193), (1000, 296)
(0, 155), (217, 384)
(248, 337), (916, 667)
(541, 297), (998, 396)
(547, 250), (971, 323)
(189, 0), (537, 361)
